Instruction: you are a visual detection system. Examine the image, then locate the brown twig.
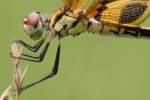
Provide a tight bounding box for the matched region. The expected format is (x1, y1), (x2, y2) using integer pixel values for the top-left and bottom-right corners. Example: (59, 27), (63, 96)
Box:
(0, 41), (28, 100)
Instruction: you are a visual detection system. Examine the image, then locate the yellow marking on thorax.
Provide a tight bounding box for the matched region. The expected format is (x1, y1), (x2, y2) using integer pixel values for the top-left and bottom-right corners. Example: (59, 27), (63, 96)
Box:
(50, 8), (65, 27)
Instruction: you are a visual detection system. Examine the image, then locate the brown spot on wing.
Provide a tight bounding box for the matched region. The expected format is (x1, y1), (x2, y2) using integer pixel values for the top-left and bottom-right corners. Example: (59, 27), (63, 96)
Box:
(119, 3), (147, 24)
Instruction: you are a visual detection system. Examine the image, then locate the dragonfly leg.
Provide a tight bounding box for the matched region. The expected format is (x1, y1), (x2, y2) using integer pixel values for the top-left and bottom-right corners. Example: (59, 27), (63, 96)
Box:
(13, 38), (45, 52)
(10, 41), (50, 62)
(18, 43), (60, 94)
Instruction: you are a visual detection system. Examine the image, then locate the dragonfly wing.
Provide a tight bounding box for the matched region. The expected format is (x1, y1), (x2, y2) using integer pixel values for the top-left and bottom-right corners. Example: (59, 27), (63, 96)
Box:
(81, 0), (150, 37)
(84, 0), (150, 26)
(50, 0), (88, 27)
(63, 0), (72, 9)
(62, 0), (89, 19)
(99, 0), (150, 26)
(84, 0), (117, 19)
(63, 0), (88, 11)
(63, 0), (71, 5)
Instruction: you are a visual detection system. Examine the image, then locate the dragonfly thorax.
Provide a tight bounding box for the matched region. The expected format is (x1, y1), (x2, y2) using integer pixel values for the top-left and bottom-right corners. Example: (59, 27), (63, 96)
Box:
(54, 15), (77, 36)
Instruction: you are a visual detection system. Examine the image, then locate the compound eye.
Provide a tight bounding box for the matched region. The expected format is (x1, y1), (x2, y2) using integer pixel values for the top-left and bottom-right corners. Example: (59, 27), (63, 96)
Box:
(23, 12), (41, 29)
(22, 12), (44, 40)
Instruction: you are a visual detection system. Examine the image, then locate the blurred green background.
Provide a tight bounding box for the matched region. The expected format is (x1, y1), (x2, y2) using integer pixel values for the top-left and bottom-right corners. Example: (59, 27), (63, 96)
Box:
(0, 0), (150, 100)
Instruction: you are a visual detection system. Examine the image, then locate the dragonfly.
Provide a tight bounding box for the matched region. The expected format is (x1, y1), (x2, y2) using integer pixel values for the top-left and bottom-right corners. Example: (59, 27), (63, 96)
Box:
(11, 0), (150, 93)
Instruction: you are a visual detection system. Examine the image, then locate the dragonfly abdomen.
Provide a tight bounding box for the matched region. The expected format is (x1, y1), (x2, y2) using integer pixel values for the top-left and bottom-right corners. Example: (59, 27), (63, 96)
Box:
(82, 17), (150, 39)
(99, 25), (150, 39)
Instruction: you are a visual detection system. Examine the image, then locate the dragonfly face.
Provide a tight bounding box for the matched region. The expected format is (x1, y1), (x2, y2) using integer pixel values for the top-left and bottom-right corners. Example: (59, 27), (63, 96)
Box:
(22, 12), (48, 40)
(22, 11), (78, 39)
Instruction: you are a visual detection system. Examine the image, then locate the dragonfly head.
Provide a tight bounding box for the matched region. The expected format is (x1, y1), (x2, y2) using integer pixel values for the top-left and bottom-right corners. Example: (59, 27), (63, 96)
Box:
(22, 12), (49, 40)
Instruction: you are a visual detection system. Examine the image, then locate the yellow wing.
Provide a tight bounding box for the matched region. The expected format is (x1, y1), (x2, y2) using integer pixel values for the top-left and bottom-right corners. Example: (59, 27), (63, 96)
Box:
(63, 0), (87, 11)
(63, 0), (71, 8)
(84, 0), (102, 19)
(84, 0), (150, 27)
(84, 0), (116, 19)
(82, 0), (150, 38)
(50, 0), (88, 26)
(62, 0), (89, 19)
(97, 0), (150, 27)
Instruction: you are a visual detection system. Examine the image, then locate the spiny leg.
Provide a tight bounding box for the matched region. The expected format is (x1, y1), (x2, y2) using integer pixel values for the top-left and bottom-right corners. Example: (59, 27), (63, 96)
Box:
(13, 37), (45, 52)
(11, 40), (50, 62)
(10, 33), (54, 62)
(18, 43), (61, 94)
